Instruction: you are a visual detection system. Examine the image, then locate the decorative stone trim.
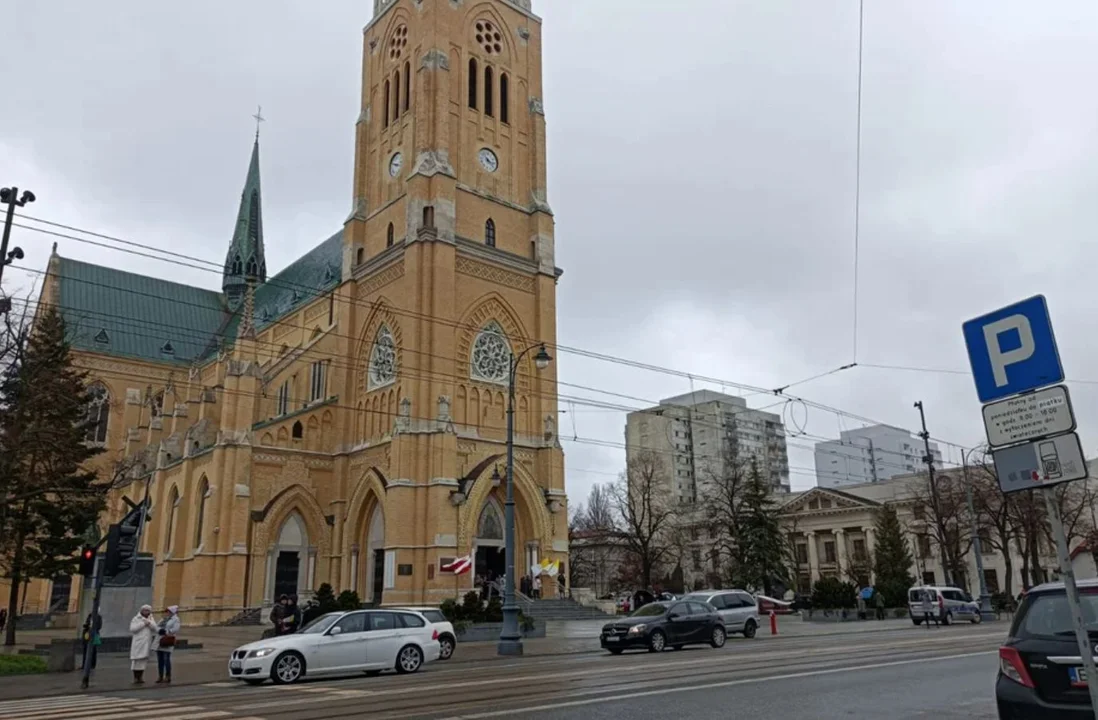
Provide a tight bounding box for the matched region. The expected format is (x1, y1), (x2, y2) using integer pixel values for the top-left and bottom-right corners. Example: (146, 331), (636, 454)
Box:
(357, 262), (405, 298)
(411, 150), (456, 179)
(421, 49), (450, 71)
(456, 256), (535, 292)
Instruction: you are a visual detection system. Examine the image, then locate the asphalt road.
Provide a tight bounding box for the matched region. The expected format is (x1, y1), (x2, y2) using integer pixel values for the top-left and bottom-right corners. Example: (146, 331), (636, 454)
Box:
(0, 624), (1002, 720)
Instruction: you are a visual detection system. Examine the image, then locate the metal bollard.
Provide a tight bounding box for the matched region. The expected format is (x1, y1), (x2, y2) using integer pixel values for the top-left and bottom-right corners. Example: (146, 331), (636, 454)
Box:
(769, 610), (777, 635)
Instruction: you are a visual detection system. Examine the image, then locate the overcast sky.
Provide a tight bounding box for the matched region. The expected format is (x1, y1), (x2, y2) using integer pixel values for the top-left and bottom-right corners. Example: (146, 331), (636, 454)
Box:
(3, 1), (1098, 503)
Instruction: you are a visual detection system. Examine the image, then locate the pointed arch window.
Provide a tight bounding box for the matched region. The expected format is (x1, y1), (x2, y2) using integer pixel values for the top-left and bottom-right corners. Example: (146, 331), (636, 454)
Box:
(500, 73), (510, 124)
(84, 383), (110, 444)
(248, 190), (261, 242)
(368, 325), (397, 390)
(164, 485), (180, 555)
(403, 61), (411, 112)
(477, 501), (504, 540)
(485, 218), (496, 247)
(393, 68), (401, 122)
(194, 477), (210, 550)
(292, 420), (304, 439)
(245, 255), (259, 278)
(384, 80), (391, 128)
(230, 255), (243, 276)
(356, 247), (365, 265)
(387, 223), (395, 248)
(468, 59), (478, 109)
(470, 321), (511, 385)
(484, 66), (494, 117)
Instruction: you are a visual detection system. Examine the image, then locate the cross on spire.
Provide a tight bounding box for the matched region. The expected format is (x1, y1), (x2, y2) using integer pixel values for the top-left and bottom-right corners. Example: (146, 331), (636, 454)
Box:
(253, 106), (265, 140)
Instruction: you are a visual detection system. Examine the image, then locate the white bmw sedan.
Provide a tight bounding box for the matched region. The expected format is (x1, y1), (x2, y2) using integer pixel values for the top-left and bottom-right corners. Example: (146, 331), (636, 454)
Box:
(228, 609), (442, 685)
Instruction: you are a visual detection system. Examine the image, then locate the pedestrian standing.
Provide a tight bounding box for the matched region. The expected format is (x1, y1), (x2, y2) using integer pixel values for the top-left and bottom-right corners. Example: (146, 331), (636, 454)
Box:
(0, 608), (7, 634)
(154, 606), (181, 684)
(856, 592), (866, 620)
(920, 590), (938, 628)
(129, 605), (159, 684)
(285, 594), (303, 634)
(269, 595), (288, 636)
(532, 575), (541, 600)
(874, 590), (886, 620)
(81, 610), (103, 670)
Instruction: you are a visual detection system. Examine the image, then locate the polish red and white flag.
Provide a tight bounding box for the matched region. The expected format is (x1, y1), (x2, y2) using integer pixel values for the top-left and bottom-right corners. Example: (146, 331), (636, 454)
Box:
(441, 555), (472, 575)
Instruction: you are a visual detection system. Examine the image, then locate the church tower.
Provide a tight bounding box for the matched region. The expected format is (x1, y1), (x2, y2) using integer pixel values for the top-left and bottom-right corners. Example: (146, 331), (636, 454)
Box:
(342, 0), (566, 605)
(223, 138), (268, 312)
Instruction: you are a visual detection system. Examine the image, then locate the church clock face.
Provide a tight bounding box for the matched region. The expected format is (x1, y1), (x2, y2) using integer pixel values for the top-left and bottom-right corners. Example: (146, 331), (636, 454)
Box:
(478, 148), (499, 173)
(389, 152), (403, 178)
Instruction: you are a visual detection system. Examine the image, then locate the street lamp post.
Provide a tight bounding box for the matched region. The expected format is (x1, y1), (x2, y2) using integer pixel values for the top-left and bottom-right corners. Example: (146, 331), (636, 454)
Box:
(498, 342), (552, 657)
(962, 446), (995, 621)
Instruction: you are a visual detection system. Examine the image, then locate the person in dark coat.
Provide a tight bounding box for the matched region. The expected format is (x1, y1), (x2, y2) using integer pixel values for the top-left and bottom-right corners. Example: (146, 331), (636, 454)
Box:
(81, 610), (103, 670)
(270, 595), (288, 636)
(284, 594), (303, 634)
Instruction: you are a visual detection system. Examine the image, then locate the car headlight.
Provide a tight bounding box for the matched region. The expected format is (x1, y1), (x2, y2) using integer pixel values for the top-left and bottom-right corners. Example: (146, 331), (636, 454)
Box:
(248, 647), (276, 658)
(628, 624), (647, 634)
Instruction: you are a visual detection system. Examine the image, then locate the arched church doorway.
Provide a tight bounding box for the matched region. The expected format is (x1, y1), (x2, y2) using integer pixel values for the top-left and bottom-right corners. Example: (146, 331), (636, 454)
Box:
(474, 499), (505, 582)
(271, 513), (308, 600)
(364, 504), (385, 606)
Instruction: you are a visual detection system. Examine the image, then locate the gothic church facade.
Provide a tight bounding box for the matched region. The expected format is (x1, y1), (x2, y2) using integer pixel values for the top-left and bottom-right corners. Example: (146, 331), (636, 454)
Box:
(32, 0), (566, 624)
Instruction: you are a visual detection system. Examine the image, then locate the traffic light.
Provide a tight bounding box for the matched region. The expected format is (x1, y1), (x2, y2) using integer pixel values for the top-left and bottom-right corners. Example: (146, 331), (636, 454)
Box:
(104, 518), (139, 577)
(78, 546), (96, 577)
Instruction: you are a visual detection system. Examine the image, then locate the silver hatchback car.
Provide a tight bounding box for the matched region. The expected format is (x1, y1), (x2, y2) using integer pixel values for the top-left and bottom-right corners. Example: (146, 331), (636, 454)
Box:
(681, 590), (760, 638)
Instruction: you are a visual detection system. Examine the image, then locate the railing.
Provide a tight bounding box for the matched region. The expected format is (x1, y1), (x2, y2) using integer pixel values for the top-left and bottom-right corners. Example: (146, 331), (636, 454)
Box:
(487, 580), (533, 615)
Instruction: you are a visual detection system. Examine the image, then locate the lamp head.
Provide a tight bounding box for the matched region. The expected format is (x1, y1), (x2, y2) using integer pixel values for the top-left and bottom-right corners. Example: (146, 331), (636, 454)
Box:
(534, 344), (552, 371)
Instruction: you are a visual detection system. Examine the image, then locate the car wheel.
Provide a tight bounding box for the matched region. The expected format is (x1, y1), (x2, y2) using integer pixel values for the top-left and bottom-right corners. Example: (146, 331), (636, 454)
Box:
(364, 670), (383, 677)
(243, 679), (265, 686)
(943, 612), (953, 626)
(972, 612), (983, 624)
(439, 636), (455, 660)
(710, 626), (726, 648)
(396, 644), (424, 674)
(648, 630), (666, 653)
(271, 651), (305, 685)
(743, 620), (758, 639)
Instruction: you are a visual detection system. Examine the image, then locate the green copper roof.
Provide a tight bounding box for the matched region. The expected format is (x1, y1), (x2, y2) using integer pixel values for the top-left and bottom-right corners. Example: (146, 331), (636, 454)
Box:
(56, 257), (227, 364)
(223, 138), (267, 310)
(216, 231), (344, 346)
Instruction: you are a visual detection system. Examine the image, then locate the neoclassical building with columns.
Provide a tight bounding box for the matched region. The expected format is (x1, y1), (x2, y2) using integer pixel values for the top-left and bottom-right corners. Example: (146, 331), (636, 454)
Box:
(28, 0), (567, 625)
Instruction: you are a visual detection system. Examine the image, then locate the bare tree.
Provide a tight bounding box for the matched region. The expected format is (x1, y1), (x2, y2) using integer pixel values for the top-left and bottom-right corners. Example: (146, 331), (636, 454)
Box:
(609, 450), (677, 590)
(969, 458), (1016, 599)
(911, 471), (972, 587)
(701, 444), (750, 584)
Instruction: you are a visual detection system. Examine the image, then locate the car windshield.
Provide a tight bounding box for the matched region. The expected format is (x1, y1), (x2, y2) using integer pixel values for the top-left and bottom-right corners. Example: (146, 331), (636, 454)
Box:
(680, 594), (709, 603)
(298, 613), (341, 634)
(1018, 590), (1098, 638)
(630, 602), (669, 618)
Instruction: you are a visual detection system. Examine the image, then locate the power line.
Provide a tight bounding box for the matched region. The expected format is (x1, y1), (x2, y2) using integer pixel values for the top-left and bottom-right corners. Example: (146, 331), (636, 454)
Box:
(851, 0), (865, 363)
(7, 215), (979, 451)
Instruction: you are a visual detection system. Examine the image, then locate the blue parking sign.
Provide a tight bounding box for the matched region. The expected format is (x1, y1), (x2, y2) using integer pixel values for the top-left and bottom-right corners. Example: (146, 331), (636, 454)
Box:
(962, 295), (1064, 404)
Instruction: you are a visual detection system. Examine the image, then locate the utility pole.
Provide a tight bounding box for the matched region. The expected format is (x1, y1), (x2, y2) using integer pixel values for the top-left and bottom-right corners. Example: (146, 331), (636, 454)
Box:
(914, 401), (949, 586)
(0, 186), (34, 290)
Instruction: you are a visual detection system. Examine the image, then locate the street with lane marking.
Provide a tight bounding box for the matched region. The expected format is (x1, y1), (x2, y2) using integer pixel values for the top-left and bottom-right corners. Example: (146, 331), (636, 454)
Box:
(0, 624), (1003, 719)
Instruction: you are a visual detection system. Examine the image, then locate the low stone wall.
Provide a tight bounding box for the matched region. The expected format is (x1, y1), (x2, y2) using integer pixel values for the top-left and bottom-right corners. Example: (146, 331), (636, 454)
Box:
(800, 608), (910, 622)
(455, 623), (547, 643)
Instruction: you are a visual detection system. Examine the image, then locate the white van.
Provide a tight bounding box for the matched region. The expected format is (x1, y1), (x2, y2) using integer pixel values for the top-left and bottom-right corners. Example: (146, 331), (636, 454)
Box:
(907, 585), (982, 626)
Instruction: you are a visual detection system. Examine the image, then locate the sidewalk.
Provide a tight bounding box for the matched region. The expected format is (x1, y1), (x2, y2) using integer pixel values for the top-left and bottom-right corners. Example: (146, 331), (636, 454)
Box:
(0, 615), (996, 700)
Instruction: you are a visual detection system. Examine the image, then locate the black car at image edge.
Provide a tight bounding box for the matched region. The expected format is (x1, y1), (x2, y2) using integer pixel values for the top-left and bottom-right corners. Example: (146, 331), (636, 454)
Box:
(997, 578), (1098, 718)
(600, 600), (726, 654)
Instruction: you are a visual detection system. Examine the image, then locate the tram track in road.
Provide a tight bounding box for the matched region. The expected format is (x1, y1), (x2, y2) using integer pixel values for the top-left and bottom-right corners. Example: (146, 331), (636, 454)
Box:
(196, 629), (1005, 719)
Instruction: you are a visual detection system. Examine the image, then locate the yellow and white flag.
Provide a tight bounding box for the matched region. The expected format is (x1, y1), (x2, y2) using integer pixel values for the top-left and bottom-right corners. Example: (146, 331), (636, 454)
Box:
(538, 560), (560, 576)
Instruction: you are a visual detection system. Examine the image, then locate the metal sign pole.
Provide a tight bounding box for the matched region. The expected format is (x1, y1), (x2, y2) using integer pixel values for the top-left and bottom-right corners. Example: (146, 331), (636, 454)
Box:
(79, 559), (104, 689)
(1042, 486), (1098, 716)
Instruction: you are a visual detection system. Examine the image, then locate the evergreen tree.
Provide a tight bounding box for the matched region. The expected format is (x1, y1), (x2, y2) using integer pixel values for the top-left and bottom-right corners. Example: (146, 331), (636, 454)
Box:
(872, 504), (915, 607)
(738, 458), (790, 596)
(0, 307), (104, 646)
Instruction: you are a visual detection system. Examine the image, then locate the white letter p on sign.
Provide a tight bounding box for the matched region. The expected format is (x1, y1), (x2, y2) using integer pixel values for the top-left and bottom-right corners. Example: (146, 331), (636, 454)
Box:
(983, 314), (1035, 387)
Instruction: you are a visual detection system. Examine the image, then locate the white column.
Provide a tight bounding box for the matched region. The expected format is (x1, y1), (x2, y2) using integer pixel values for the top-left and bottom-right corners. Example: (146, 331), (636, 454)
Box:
(306, 548), (317, 592)
(350, 546), (359, 594)
(263, 550), (275, 605)
(806, 532), (820, 584)
(863, 527), (876, 585)
(835, 529), (848, 579)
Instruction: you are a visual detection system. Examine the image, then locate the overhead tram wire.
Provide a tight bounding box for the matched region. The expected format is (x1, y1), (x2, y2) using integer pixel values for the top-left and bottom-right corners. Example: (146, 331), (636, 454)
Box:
(4, 289), (954, 475)
(851, 0), (865, 364)
(8, 216), (975, 450)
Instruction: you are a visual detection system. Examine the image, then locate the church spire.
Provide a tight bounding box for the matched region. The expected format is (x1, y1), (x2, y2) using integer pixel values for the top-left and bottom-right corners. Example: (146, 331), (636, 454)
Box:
(223, 132), (267, 312)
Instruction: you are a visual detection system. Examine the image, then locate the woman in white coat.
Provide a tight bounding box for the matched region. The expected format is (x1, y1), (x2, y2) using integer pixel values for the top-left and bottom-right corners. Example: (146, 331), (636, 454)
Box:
(154, 606), (181, 683)
(129, 604), (158, 684)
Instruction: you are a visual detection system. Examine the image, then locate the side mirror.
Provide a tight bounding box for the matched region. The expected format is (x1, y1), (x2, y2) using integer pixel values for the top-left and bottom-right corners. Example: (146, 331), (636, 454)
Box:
(328, 626), (343, 636)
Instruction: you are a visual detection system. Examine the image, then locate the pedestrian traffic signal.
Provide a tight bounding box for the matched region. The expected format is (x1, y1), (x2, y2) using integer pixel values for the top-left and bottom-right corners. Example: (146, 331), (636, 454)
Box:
(78, 546), (96, 577)
(104, 519), (139, 577)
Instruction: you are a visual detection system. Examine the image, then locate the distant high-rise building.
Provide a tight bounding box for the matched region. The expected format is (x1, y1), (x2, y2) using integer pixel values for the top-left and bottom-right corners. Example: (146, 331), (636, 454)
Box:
(813, 424), (941, 488)
(625, 390), (791, 505)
